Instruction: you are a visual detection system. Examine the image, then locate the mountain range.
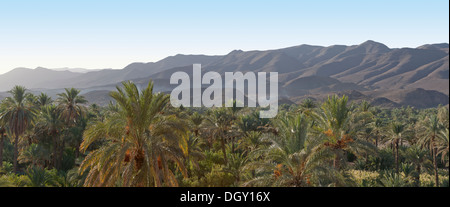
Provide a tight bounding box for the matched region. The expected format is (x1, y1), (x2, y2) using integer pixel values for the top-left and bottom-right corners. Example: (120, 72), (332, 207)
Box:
(0, 40), (448, 108)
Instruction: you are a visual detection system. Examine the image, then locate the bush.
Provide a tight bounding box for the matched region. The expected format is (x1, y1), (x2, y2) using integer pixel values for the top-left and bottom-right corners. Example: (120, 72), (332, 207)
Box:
(182, 164), (235, 187)
(378, 170), (412, 187)
(349, 170), (379, 187)
(0, 162), (13, 174)
(0, 175), (15, 187)
(26, 166), (54, 187)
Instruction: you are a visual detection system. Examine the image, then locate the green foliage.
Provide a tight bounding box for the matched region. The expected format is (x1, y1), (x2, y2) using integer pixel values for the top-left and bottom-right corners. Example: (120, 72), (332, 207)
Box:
(378, 170), (412, 187)
(441, 178), (449, 187)
(0, 162), (13, 174)
(26, 166), (55, 187)
(182, 164), (235, 187)
(1, 83), (449, 187)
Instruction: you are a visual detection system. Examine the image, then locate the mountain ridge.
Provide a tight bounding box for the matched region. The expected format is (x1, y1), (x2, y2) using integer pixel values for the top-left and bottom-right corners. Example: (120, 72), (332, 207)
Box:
(0, 40), (448, 108)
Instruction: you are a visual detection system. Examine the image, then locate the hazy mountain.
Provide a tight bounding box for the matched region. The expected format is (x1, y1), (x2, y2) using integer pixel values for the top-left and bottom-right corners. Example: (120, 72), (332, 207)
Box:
(0, 55), (221, 91)
(50, 68), (103, 73)
(0, 67), (82, 90)
(0, 40), (448, 108)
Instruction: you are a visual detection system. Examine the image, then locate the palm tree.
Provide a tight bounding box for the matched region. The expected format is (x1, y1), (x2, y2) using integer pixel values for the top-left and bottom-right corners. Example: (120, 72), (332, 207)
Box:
(18, 143), (51, 168)
(35, 105), (65, 169)
(56, 88), (87, 126)
(238, 131), (269, 153)
(370, 118), (384, 147)
(0, 86), (36, 173)
(378, 171), (410, 187)
(80, 81), (188, 187)
(184, 136), (204, 173)
(405, 145), (431, 187)
(228, 100), (243, 154)
(56, 88), (87, 167)
(0, 125), (6, 168)
(203, 108), (233, 164)
(36, 93), (53, 108)
(437, 128), (449, 169)
(359, 100), (371, 112)
(190, 112), (204, 137)
(225, 152), (251, 185)
(300, 98), (316, 110)
(313, 95), (376, 170)
(437, 107), (449, 128)
(88, 104), (102, 121)
(387, 122), (405, 174)
(25, 165), (54, 187)
(245, 113), (339, 187)
(418, 115), (441, 187)
(314, 95), (351, 170)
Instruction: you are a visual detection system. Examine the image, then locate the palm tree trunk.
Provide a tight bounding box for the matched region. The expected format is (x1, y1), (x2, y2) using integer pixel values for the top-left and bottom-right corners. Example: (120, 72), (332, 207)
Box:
(333, 151), (340, 170)
(194, 129), (199, 137)
(13, 134), (18, 173)
(59, 138), (65, 168)
(392, 142), (395, 163)
(395, 139), (399, 174)
(431, 135), (439, 187)
(152, 158), (162, 187)
(231, 137), (235, 154)
(75, 145), (80, 158)
(186, 152), (191, 173)
(53, 135), (58, 169)
(221, 137), (227, 164)
(0, 134), (4, 168)
(207, 136), (212, 150)
(414, 165), (421, 187)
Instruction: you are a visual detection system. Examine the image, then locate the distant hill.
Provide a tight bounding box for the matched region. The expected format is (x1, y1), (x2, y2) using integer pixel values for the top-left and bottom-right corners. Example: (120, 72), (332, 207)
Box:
(0, 40), (448, 108)
(50, 68), (103, 73)
(0, 67), (82, 90)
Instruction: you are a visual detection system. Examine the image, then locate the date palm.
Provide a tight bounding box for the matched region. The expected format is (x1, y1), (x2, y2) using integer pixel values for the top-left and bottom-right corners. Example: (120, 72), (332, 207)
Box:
(370, 118), (384, 147)
(404, 145), (431, 187)
(238, 131), (269, 153)
(387, 122), (405, 174)
(437, 128), (449, 168)
(0, 86), (36, 173)
(0, 125), (6, 168)
(301, 98), (316, 110)
(36, 93), (53, 108)
(190, 112), (204, 137)
(437, 107), (449, 128)
(35, 105), (65, 169)
(225, 152), (251, 185)
(313, 95), (376, 170)
(244, 113), (339, 187)
(56, 88), (87, 126)
(203, 108), (233, 164)
(184, 136), (204, 173)
(18, 143), (50, 168)
(80, 81), (188, 187)
(418, 115), (441, 187)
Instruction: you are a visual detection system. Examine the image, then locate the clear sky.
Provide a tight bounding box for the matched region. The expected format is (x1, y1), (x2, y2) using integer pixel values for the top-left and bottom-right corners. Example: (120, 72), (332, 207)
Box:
(0, 0), (448, 74)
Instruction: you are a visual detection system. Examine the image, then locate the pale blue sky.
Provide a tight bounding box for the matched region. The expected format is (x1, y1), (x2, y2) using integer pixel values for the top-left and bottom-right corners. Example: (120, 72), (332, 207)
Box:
(0, 0), (448, 73)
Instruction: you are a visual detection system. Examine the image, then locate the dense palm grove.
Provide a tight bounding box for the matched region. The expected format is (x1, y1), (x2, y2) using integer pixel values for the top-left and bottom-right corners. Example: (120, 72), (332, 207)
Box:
(0, 81), (448, 187)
